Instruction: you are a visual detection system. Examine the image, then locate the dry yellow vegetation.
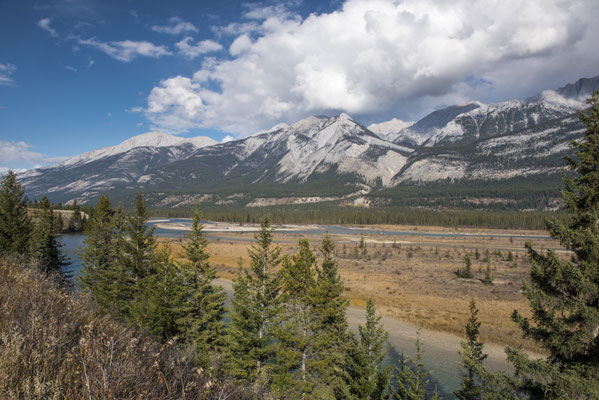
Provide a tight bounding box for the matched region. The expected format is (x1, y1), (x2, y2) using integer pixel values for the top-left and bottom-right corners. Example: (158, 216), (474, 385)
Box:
(157, 225), (562, 352)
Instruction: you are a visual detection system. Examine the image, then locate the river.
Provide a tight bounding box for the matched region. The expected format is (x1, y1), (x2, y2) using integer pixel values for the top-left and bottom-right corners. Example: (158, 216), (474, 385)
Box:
(59, 219), (525, 398)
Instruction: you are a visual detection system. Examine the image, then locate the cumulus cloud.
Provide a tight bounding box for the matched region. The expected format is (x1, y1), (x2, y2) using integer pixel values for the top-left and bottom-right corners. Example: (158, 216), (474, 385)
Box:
(175, 37), (222, 58)
(144, 0), (599, 135)
(151, 17), (198, 35)
(37, 18), (58, 37)
(0, 63), (16, 86)
(0, 140), (67, 171)
(78, 38), (172, 62)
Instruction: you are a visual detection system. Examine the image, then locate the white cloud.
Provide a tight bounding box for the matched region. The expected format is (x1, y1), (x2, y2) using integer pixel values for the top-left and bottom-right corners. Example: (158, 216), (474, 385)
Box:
(0, 167), (26, 176)
(0, 63), (16, 86)
(175, 37), (222, 59)
(37, 18), (58, 37)
(144, 0), (599, 135)
(221, 135), (235, 143)
(151, 17), (198, 35)
(212, 22), (259, 37)
(243, 3), (296, 20)
(0, 141), (66, 171)
(78, 38), (172, 62)
(65, 65), (77, 72)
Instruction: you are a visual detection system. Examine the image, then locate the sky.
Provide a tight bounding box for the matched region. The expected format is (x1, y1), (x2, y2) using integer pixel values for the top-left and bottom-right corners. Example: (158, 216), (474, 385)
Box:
(1, 0), (598, 172)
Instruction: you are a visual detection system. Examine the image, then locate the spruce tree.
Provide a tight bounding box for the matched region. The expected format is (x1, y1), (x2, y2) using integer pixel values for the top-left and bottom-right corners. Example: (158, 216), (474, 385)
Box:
(343, 299), (391, 400)
(392, 330), (439, 400)
(508, 90), (599, 397)
(273, 239), (318, 397)
(78, 194), (119, 312)
(67, 200), (83, 232)
(32, 196), (70, 279)
(455, 298), (487, 400)
(115, 193), (156, 318)
(226, 217), (282, 384)
(311, 234), (351, 397)
(176, 205), (226, 367)
(0, 170), (33, 256)
(133, 243), (181, 341)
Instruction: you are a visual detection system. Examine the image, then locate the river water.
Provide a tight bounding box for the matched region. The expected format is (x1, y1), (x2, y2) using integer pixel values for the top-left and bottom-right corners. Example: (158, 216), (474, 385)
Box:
(59, 219), (523, 398)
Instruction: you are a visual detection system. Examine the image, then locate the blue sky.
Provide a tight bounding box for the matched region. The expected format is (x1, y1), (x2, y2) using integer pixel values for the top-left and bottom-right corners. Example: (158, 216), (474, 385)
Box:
(1, 0), (598, 172)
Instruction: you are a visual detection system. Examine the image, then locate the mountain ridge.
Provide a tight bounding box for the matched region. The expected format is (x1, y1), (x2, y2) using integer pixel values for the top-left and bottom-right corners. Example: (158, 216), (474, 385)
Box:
(17, 74), (599, 210)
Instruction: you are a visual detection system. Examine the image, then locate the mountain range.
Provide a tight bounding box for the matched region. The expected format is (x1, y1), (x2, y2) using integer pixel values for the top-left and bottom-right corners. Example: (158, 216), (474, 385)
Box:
(18, 75), (599, 210)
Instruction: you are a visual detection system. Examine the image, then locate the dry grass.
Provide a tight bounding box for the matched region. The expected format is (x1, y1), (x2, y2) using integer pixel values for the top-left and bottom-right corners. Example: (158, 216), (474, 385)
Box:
(158, 225), (561, 353)
(0, 255), (252, 400)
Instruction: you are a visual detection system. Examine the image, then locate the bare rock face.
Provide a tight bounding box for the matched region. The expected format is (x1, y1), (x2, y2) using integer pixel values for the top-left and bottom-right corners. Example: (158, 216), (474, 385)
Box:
(18, 75), (599, 208)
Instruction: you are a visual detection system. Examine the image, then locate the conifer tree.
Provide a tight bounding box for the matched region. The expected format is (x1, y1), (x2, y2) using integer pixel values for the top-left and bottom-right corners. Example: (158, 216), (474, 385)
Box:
(32, 196), (70, 279)
(507, 91), (599, 396)
(273, 239), (318, 397)
(176, 205), (226, 367)
(67, 200), (83, 232)
(78, 194), (119, 312)
(133, 243), (181, 341)
(226, 217), (282, 384)
(392, 330), (439, 400)
(343, 299), (391, 400)
(455, 298), (487, 400)
(115, 193), (156, 317)
(0, 170), (33, 256)
(311, 234), (351, 397)
(458, 254), (473, 279)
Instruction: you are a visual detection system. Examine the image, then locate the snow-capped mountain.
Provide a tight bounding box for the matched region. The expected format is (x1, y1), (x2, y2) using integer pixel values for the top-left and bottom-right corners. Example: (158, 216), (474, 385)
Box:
(19, 132), (217, 202)
(385, 76), (599, 148)
(17, 75), (599, 209)
(367, 118), (414, 142)
(57, 132), (216, 168)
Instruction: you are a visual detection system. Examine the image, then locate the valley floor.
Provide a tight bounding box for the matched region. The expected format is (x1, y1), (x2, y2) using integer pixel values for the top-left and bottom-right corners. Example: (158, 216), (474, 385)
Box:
(159, 223), (561, 352)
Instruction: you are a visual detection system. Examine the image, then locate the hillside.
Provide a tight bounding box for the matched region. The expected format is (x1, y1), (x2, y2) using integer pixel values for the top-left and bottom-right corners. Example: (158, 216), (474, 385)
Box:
(18, 75), (599, 211)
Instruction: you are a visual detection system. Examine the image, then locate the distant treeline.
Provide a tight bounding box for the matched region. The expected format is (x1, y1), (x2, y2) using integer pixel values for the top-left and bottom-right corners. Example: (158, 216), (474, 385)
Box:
(148, 204), (568, 230)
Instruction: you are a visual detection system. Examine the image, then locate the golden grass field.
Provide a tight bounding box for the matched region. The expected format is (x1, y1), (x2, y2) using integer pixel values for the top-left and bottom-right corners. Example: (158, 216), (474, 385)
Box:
(158, 224), (563, 352)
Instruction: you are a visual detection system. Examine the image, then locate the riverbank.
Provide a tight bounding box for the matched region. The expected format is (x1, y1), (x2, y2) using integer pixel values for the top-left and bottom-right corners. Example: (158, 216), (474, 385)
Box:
(214, 278), (542, 396)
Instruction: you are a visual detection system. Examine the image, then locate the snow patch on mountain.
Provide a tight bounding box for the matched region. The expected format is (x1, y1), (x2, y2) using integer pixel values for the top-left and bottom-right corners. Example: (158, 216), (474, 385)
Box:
(368, 118), (414, 141)
(61, 132), (217, 167)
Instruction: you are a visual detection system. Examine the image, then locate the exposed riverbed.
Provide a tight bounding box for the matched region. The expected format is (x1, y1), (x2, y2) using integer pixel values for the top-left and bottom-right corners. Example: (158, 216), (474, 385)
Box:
(60, 219), (541, 398)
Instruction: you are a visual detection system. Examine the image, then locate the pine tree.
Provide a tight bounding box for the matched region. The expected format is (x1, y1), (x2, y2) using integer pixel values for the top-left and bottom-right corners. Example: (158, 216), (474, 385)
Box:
(455, 298), (487, 400)
(392, 330), (439, 400)
(32, 196), (70, 279)
(176, 205), (226, 367)
(273, 239), (317, 397)
(311, 234), (351, 397)
(78, 194), (119, 312)
(226, 217), (282, 384)
(344, 299), (391, 400)
(115, 193), (156, 318)
(0, 170), (33, 256)
(508, 90), (599, 397)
